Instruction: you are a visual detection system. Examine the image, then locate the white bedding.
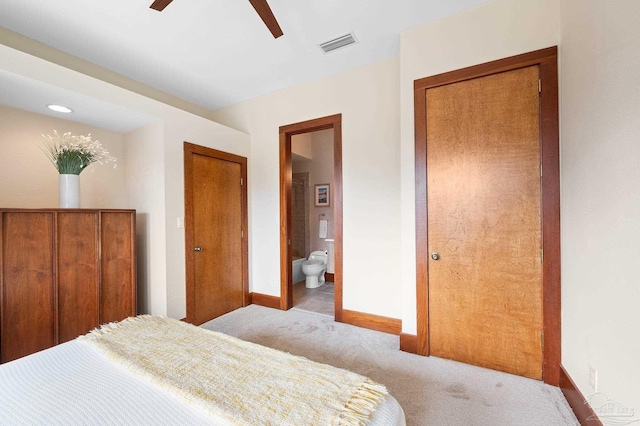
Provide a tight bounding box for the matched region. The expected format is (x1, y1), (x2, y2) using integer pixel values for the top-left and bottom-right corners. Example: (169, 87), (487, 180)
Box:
(0, 338), (405, 425)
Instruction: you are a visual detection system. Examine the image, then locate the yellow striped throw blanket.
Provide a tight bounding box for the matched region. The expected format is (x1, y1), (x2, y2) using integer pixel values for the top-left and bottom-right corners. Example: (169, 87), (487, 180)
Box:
(80, 315), (388, 425)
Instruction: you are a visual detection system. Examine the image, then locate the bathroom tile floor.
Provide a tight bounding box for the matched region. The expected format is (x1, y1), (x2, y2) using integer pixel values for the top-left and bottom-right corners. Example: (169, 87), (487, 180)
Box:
(292, 281), (334, 317)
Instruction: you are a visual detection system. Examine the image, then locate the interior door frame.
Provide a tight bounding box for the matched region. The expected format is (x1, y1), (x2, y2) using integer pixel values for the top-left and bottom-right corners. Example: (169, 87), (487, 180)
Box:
(414, 47), (561, 385)
(279, 114), (343, 321)
(184, 142), (249, 324)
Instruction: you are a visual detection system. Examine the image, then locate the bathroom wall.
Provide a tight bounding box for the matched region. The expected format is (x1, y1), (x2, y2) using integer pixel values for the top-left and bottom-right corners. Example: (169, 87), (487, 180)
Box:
(291, 132), (312, 259)
(291, 172), (309, 259)
(292, 128), (335, 254)
(291, 132), (313, 160)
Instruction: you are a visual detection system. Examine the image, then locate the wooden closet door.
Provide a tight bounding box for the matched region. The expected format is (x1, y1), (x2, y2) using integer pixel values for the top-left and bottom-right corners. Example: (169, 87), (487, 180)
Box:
(426, 66), (543, 379)
(57, 212), (99, 343)
(100, 211), (136, 324)
(187, 152), (244, 325)
(1, 212), (54, 363)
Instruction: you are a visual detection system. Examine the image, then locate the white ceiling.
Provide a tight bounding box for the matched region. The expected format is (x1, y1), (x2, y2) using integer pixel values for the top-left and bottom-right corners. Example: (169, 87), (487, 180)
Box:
(0, 0), (489, 115)
(0, 69), (157, 133)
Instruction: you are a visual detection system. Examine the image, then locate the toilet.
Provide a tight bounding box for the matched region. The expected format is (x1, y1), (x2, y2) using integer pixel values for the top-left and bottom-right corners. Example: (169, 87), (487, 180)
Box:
(301, 250), (328, 289)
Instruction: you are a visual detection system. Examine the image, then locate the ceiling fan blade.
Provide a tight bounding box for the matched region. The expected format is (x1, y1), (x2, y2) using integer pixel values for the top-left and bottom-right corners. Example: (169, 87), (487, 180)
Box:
(150, 0), (174, 11)
(248, 0), (283, 39)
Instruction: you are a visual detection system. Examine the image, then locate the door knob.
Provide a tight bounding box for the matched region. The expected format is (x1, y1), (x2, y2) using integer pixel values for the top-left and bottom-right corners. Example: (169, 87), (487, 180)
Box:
(431, 252), (440, 260)
(194, 246), (202, 252)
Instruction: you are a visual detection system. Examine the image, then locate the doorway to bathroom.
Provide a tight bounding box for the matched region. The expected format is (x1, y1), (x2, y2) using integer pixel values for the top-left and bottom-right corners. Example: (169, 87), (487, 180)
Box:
(291, 131), (334, 316)
(279, 114), (343, 320)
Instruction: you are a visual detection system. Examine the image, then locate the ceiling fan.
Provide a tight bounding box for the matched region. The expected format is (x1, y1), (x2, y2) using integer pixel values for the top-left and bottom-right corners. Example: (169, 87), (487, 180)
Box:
(149, 0), (283, 39)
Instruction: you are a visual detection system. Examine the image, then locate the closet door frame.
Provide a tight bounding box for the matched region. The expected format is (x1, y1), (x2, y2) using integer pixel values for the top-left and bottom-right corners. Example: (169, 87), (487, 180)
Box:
(413, 47), (560, 385)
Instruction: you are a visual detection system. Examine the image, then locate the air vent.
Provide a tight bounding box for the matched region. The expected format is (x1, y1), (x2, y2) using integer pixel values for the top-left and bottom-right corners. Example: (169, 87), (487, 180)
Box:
(318, 32), (358, 54)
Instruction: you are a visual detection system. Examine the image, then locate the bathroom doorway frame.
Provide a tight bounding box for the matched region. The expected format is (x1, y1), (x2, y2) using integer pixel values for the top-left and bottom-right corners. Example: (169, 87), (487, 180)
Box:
(279, 114), (343, 320)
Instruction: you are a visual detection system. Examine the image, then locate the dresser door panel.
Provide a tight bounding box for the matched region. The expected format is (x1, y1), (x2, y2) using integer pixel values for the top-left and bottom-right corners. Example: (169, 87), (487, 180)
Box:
(1, 212), (55, 362)
(100, 212), (135, 323)
(57, 212), (99, 343)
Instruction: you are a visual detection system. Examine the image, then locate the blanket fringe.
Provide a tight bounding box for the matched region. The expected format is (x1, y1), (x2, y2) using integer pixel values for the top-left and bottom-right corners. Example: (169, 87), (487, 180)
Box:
(81, 315), (156, 337)
(339, 379), (388, 426)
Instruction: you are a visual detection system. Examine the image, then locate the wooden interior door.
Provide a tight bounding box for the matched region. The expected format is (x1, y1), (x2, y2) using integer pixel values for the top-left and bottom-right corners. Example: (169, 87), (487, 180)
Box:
(185, 144), (247, 325)
(426, 66), (543, 379)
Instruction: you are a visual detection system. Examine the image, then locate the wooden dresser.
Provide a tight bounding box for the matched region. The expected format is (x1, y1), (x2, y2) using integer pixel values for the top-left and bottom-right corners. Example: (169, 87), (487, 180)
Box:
(0, 209), (136, 363)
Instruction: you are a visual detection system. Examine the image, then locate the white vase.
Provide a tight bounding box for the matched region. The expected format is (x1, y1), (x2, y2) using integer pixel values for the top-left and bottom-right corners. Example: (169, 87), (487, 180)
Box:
(59, 174), (80, 208)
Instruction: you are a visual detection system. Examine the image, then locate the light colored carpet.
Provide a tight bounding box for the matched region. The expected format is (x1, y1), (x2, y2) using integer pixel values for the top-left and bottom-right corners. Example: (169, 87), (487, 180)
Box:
(202, 305), (578, 426)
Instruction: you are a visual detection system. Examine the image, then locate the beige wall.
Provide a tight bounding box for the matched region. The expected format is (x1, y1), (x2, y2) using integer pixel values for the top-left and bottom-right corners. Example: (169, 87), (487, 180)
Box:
(560, 0), (640, 414)
(123, 122), (166, 315)
(399, 0), (561, 333)
(293, 128), (335, 254)
(212, 56), (402, 318)
(0, 105), (127, 208)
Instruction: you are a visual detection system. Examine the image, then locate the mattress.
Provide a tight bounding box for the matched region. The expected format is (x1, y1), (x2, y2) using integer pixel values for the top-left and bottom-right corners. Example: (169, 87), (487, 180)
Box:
(0, 337), (405, 425)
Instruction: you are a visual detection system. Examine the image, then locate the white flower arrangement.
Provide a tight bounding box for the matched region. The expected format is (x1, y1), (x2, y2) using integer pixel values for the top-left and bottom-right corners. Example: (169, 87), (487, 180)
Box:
(42, 130), (116, 175)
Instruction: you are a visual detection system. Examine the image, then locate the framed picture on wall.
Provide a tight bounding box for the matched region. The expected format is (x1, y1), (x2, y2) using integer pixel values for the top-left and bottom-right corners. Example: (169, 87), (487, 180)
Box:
(314, 184), (330, 207)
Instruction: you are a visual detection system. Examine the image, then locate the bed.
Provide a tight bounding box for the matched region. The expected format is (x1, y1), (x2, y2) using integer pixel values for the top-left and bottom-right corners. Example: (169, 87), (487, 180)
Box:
(0, 315), (405, 425)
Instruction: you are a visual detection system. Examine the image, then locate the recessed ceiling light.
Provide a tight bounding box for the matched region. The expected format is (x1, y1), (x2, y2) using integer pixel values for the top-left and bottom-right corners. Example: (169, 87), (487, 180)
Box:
(47, 104), (73, 113)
